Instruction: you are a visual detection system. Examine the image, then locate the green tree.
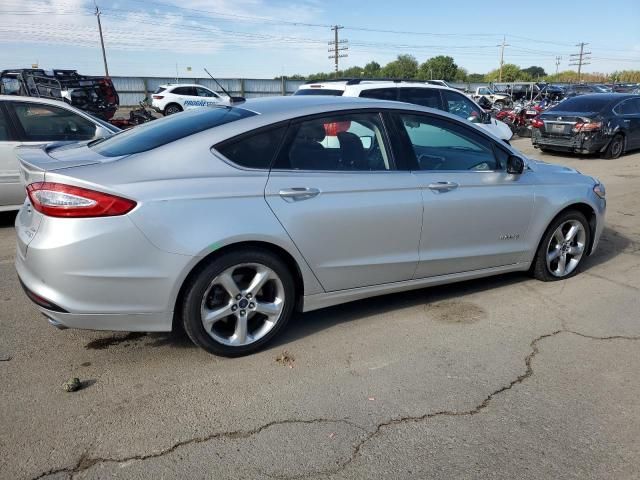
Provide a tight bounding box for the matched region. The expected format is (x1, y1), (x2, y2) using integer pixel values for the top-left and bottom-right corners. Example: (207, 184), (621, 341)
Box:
(363, 61), (382, 78)
(485, 64), (524, 82)
(342, 66), (364, 78)
(418, 55), (458, 81)
(454, 67), (468, 82)
(381, 54), (419, 79)
(522, 66), (546, 79)
(466, 73), (485, 82)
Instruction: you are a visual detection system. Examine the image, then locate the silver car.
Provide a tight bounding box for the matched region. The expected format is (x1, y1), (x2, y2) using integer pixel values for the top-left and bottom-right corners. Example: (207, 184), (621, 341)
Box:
(0, 95), (119, 211)
(14, 96), (606, 356)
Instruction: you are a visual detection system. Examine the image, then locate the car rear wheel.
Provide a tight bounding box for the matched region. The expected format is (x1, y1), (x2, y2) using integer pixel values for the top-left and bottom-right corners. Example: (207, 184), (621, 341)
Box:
(532, 210), (590, 282)
(164, 103), (182, 116)
(181, 249), (295, 356)
(602, 134), (624, 159)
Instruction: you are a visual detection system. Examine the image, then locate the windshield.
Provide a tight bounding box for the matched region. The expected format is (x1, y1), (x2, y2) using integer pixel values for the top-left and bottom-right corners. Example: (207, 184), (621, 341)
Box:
(294, 89), (344, 96)
(90, 106), (255, 157)
(550, 96), (612, 113)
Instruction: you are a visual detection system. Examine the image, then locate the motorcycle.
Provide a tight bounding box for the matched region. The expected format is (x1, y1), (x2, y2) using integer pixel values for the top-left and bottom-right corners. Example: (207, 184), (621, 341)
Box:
(109, 99), (156, 129)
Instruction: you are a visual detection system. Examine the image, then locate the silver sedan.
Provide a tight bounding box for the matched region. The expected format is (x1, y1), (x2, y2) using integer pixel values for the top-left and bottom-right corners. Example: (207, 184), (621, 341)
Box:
(15, 96), (606, 355)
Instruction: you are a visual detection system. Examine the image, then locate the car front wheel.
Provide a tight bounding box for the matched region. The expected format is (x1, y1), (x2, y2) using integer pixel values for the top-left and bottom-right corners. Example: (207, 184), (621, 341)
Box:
(532, 210), (590, 281)
(181, 249), (295, 356)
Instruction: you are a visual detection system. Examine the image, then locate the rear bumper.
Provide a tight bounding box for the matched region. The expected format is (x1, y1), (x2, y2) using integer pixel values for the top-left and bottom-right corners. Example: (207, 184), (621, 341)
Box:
(532, 130), (608, 154)
(14, 210), (193, 332)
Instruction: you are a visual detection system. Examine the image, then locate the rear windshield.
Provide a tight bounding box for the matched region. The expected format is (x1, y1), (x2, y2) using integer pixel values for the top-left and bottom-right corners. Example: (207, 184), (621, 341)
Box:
(154, 87), (166, 94)
(90, 106), (255, 157)
(551, 96), (612, 113)
(294, 89), (344, 96)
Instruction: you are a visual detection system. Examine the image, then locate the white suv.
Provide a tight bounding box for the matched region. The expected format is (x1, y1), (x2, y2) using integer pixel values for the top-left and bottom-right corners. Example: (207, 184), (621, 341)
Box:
(151, 84), (228, 116)
(295, 80), (513, 141)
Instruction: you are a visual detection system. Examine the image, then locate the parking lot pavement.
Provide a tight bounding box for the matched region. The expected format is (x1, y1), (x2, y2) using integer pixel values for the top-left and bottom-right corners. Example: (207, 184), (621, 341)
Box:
(0, 139), (639, 480)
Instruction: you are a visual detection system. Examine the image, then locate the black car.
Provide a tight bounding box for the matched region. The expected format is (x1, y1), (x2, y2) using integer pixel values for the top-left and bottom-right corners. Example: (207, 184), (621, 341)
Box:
(532, 94), (640, 158)
(563, 84), (609, 97)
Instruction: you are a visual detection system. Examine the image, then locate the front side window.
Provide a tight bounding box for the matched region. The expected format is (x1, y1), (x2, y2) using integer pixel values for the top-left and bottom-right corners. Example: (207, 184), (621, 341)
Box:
(274, 112), (392, 171)
(215, 125), (287, 169)
(478, 87), (490, 95)
(359, 88), (397, 101)
(11, 102), (96, 141)
(398, 88), (442, 109)
(395, 113), (499, 171)
(441, 90), (482, 120)
(196, 87), (218, 98)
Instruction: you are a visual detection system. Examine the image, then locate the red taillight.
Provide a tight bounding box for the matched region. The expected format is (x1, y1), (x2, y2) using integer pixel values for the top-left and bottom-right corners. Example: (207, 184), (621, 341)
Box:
(152, 95), (164, 99)
(26, 182), (136, 218)
(531, 118), (544, 128)
(573, 121), (602, 133)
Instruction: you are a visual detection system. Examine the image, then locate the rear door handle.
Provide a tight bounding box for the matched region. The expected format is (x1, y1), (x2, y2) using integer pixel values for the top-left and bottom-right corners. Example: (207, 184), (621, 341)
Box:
(279, 187), (321, 202)
(427, 181), (459, 192)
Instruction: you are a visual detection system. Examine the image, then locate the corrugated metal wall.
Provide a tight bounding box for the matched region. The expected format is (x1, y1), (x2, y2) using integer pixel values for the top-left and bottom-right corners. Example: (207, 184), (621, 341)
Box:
(111, 76), (305, 105)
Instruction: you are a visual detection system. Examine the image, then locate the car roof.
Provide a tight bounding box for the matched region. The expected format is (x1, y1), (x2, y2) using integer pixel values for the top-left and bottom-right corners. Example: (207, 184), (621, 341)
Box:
(299, 80), (457, 93)
(161, 84), (207, 88)
(0, 94), (82, 108)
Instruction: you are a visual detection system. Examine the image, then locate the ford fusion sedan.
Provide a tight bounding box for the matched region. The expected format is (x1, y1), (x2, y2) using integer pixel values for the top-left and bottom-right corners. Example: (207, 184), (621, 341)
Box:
(15, 96), (606, 356)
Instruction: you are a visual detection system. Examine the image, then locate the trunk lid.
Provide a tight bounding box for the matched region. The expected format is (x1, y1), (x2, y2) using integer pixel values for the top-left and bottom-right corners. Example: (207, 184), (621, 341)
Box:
(16, 141), (123, 185)
(539, 112), (596, 138)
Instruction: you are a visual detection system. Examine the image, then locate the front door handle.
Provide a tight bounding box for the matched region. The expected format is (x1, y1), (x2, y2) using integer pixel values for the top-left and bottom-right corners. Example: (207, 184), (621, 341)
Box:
(279, 187), (321, 202)
(427, 182), (459, 192)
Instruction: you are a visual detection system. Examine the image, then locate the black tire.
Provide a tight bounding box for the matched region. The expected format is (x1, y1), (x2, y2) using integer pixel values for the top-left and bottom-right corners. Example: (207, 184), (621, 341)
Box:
(601, 134), (625, 159)
(181, 249), (295, 356)
(538, 147), (550, 153)
(164, 103), (182, 116)
(531, 210), (591, 282)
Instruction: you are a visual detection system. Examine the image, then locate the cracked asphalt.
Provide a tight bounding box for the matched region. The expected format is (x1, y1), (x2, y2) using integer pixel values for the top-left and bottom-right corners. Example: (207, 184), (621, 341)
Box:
(1, 139), (639, 480)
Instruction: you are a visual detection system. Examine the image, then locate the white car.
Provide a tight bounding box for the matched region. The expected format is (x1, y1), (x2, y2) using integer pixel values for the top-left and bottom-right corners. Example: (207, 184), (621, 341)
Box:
(151, 84), (228, 116)
(0, 95), (118, 211)
(295, 80), (513, 141)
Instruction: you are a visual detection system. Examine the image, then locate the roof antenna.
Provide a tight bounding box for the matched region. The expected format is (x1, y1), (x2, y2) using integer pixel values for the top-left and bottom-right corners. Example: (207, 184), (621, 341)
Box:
(204, 68), (245, 104)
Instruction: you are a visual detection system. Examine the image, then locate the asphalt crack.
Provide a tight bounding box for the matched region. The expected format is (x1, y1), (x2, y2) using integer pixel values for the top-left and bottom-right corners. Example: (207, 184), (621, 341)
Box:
(32, 330), (640, 480)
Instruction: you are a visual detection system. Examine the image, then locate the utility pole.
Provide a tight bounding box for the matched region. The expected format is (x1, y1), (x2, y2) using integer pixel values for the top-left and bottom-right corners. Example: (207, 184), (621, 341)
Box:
(94, 2), (109, 77)
(555, 56), (562, 75)
(328, 25), (348, 76)
(496, 35), (510, 82)
(569, 42), (591, 82)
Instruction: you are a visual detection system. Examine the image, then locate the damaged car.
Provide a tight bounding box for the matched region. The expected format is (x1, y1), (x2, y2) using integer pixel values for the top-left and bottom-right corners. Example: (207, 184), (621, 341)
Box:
(532, 94), (640, 158)
(0, 69), (119, 121)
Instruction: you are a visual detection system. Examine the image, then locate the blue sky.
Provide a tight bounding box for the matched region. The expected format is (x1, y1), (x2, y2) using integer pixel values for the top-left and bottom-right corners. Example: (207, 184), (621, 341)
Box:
(1, 0), (639, 78)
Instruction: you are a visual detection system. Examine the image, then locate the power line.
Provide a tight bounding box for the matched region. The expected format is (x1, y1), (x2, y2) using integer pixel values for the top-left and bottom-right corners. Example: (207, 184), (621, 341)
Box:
(569, 42), (591, 82)
(497, 36), (510, 82)
(94, 2), (109, 77)
(328, 25), (348, 74)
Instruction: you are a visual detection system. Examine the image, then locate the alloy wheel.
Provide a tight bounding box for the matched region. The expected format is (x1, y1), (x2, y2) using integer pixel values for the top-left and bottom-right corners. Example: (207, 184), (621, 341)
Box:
(546, 220), (586, 277)
(200, 263), (285, 346)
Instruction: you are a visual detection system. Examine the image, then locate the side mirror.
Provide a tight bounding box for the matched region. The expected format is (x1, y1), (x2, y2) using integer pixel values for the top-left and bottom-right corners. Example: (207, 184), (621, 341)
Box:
(506, 155), (525, 175)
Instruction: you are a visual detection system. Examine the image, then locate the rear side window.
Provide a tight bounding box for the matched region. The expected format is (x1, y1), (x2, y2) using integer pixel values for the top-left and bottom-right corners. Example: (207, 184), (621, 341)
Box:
(359, 88), (397, 101)
(11, 102), (97, 141)
(171, 86), (196, 96)
(441, 90), (482, 119)
(294, 89), (344, 96)
(398, 88), (442, 109)
(215, 125), (287, 169)
(91, 107), (255, 157)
